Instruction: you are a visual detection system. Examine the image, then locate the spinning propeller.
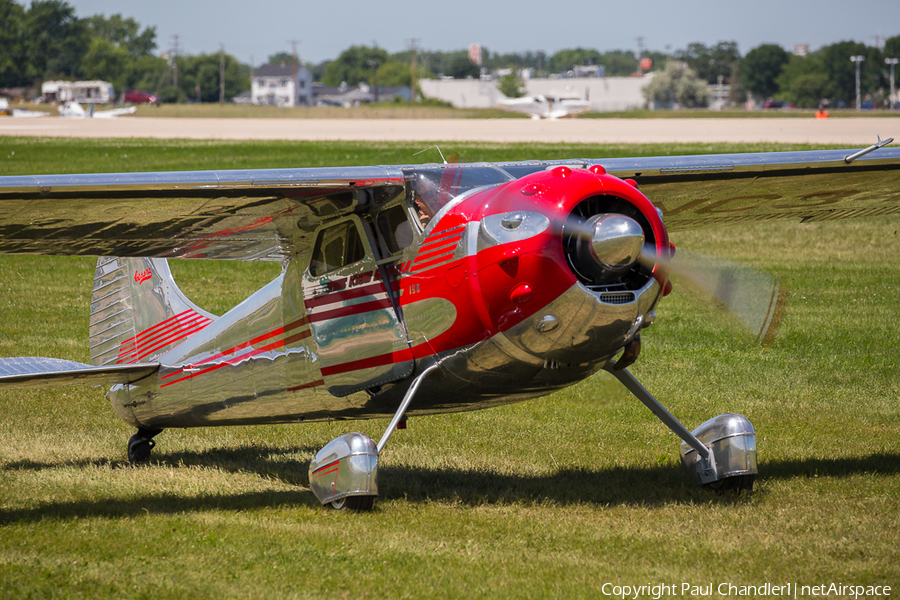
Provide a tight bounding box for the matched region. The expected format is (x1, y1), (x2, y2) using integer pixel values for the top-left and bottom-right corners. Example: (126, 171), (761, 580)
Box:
(561, 212), (786, 347)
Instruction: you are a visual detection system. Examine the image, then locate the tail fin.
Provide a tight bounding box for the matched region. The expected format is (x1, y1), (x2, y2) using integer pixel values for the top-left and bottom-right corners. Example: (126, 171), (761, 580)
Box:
(484, 83), (507, 105)
(89, 257), (216, 366)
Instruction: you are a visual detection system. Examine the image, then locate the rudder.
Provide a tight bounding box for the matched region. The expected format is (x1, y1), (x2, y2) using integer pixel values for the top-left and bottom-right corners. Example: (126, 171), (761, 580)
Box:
(89, 257), (216, 366)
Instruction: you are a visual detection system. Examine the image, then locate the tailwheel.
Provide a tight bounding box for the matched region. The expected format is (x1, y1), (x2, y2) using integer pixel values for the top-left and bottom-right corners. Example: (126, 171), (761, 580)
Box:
(127, 428), (162, 463)
(329, 495), (376, 512)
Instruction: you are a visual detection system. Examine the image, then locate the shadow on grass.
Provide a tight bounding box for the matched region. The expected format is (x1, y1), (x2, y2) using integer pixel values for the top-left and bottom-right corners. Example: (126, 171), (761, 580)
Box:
(3, 449), (898, 523)
(379, 452), (900, 506)
(3, 443), (320, 486)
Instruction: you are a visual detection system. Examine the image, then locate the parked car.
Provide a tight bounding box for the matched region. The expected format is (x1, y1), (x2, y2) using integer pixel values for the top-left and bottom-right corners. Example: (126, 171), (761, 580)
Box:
(763, 99), (785, 109)
(124, 90), (158, 104)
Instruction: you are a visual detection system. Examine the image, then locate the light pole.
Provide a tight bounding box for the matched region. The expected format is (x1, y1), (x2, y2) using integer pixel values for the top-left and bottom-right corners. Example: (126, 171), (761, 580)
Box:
(850, 55), (865, 110)
(886, 58), (899, 110)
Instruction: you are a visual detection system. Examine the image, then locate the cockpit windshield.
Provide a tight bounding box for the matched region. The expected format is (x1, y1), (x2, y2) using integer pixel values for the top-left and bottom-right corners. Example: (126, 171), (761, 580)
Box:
(402, 165), (514, 224)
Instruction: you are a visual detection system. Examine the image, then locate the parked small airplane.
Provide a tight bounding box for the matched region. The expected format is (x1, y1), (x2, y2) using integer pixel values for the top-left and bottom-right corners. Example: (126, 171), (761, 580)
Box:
(58, 100), (137, 119)
(496, 93), (592, 119)
(1, 138), (898, 510)
(0, 98), (48, 118)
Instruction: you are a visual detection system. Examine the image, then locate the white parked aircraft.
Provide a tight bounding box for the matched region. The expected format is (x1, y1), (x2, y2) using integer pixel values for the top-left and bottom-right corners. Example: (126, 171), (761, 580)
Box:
(495, 92), (591, 120)
(0, 98), (47, 118)
(58, 101), (136, 119)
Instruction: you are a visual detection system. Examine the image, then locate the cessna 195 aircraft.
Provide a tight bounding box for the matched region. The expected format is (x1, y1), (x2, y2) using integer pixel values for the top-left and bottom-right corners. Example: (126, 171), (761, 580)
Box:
(1, 139), (898, 510)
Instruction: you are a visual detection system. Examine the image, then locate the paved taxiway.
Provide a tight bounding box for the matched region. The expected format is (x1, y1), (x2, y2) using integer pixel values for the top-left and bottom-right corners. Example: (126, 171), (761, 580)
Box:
(1, 116), (898, 145)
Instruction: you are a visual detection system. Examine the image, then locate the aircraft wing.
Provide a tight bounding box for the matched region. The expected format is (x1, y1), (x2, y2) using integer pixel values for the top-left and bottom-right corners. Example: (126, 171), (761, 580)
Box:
(499, 144), (900, 230)
(0, 357), (158, 390)
(93, 106), (138, 118)
(595, 145), (900, 229)
(0, 145), (899, 262)
(0, 166), (406, 260)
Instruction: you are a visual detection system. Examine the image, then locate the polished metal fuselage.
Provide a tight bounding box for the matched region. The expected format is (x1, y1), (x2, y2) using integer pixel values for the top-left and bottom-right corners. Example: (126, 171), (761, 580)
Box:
(106, 185), (662, 429)
(4, 148), (897, 431)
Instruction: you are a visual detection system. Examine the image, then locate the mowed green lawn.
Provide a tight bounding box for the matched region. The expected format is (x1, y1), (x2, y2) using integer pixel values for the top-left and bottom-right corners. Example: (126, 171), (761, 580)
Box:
(0, 138), (897, 599)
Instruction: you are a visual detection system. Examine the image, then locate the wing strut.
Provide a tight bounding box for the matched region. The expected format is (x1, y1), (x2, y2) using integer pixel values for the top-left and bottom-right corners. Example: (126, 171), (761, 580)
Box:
(307, 363), (442, 511)
(603, 359), (711, 461)
(603, 359), (758, 492)
(376, 363), (441, 453)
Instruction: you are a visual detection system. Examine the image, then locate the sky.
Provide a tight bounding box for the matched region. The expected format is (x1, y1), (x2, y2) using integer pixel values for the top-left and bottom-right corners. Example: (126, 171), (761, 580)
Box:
(63, 0), (900, 66)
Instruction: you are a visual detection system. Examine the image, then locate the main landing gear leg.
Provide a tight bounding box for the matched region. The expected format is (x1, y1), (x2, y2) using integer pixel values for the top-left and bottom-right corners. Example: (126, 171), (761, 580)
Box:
(308, 364), (441, 511)
(127, 427), (163, 463)
(603, 359), (758, 492)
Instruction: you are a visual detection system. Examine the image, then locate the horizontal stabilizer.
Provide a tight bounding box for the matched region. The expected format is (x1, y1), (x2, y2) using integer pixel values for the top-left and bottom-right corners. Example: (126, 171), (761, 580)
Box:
(0, 357), (158, 390)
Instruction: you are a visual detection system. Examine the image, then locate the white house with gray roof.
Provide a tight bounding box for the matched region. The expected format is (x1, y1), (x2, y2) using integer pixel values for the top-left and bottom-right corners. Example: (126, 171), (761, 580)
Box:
(251, 63), (313, 107)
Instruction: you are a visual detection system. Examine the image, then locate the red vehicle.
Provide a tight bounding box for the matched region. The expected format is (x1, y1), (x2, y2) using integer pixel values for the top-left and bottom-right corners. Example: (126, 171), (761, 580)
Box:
(124, 90), (158, 104)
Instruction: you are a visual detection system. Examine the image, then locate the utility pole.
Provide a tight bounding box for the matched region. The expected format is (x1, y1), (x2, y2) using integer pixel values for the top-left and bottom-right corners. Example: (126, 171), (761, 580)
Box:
(172, 34), (179, 88)
(636, 36), (644, 76)
(407, 38), (420, 102)
(886, 58), (898, 110)
(287, 39), (300, 106)
(219, 44), (225, 103)
(850, 55), (865, 110)
(368, 41), (380, 103)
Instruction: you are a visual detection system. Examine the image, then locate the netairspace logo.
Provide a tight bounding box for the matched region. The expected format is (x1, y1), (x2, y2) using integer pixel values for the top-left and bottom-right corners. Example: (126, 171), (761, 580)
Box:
(599, 582), (892, 599)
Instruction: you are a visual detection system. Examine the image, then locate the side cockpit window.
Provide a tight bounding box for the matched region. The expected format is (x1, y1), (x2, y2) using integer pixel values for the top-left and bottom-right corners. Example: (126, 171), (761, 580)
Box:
(309, 221), (366, 277)
(376, 205), (413, 253)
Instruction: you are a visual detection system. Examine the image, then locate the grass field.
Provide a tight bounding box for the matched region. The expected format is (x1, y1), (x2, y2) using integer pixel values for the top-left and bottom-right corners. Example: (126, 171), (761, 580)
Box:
(0, 138), (898, 598)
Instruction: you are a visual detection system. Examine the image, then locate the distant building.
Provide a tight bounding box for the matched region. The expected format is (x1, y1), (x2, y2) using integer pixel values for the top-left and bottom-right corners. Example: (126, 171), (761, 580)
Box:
(419, 76), (651, 112)
(41, 80), (115, 104)
(313, 82), (411, 107)
(572, 65), (604, 78)
(250, 63), (313, 107)
(231, 90), (252, 105)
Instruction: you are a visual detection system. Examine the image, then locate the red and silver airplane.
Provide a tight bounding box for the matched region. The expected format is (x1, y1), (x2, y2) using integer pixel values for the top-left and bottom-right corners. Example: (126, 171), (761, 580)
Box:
(1, 138), (898, 510)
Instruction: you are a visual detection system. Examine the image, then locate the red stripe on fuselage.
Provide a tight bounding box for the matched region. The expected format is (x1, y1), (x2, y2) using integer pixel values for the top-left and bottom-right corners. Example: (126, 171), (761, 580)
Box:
(161, 336), (287, 388)
(163, 316), (310, 375)
(117, 310), (201, 360)
(286, 379), (324, 393)
(420, 225), (465, 248)
(412, 244), (458, 265)
(320, 347), (414, 377)
(122, 310), (194, 346)
(306, 298), (393, 323)
(118, 313), (212, 364)
(304, 280), (398, 309)
(160, 317), (312, 387)
(410, 255), (457, 273)
(128, 319), (211, 363)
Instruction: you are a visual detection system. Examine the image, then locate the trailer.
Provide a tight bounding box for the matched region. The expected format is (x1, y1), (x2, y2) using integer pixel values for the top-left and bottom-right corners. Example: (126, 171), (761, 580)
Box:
(41, 80), (115, 104)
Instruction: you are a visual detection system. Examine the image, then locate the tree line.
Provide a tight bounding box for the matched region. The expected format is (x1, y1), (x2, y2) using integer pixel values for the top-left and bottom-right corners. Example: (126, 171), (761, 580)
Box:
(306, 37), (900, 109)
(0, 0), (247, 102)
(1, 0), (897, 108)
